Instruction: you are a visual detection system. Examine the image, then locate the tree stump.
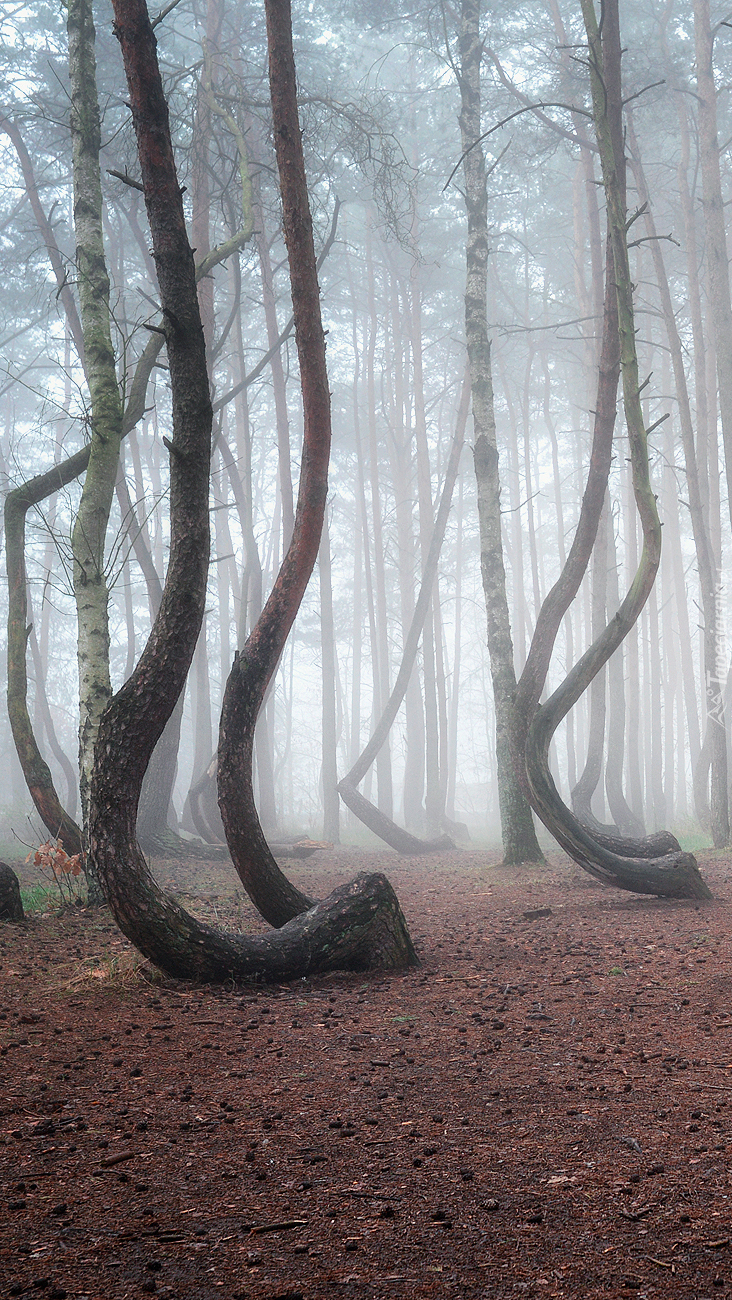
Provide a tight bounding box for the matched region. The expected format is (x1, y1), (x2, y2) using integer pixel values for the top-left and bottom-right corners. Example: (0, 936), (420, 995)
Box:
(0, 863), (24, 922)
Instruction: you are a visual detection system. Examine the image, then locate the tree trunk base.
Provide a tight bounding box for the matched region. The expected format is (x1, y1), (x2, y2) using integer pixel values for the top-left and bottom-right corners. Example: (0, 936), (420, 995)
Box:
(569, 845), (713, 899)
(94, 833), (419, 980)
(571, 801), (682, 859)
(527, 738), (712, 901)
(339, 781), (454, 855)
(137, 825), (230, 860)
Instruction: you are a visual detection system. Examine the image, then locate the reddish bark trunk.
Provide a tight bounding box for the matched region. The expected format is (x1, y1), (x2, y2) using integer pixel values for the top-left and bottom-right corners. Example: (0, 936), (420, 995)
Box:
(216, 0), (334, 927)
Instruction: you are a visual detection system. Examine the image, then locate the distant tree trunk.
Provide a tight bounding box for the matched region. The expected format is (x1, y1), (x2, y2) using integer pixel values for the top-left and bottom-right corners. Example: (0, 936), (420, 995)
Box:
(28, 624), (79, 821)
(385, 279), (425, 831)
(458, 0), (543, 864)
(694, 0), (732, 540)
(338, 407), (466, 852)
(250, 130), (295, 546)
(0, 115), (85, 362)
(627, 113), (728, 845)
(365, 219), (394, 819)
(319, 511), (340, 842)
(571, 496), (609, 828)
(604, 518), (645, 837)
(410, 245), (442, 836)
(445, 429), (467, 824)
(115, 469), (186, 852)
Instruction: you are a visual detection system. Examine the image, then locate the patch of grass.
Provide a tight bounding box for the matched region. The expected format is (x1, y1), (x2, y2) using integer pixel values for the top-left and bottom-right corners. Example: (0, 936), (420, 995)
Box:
(672, 820), (713, 854)
(55, 951), (164, 993)
(20, 882), (58, 913)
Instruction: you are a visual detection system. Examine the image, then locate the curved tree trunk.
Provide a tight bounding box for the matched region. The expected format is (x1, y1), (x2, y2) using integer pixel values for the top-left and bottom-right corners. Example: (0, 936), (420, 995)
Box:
(518, 0), (711, 900)
(5, 459), (86, 857)
(215, 0), (335, 928)
(337, 386), (468, 854)
(87, 0), (417, 981)
(67, 0), (126, 842)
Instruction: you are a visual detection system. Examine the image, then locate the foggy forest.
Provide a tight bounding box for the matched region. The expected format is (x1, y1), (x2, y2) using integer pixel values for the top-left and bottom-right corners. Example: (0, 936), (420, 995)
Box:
(4, 0), (732, 1294)
(3, 0), (730, 878)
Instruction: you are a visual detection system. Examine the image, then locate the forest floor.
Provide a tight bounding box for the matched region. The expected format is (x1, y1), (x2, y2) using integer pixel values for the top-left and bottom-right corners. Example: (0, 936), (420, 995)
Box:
(2, 844), (732, 1300)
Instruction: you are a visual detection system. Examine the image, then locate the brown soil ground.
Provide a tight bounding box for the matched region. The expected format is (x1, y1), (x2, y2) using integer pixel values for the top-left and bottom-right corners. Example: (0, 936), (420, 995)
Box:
(2, 846), (732, 1300)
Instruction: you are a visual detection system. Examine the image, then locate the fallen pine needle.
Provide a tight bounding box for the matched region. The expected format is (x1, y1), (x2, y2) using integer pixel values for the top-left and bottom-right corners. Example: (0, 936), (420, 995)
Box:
(98, 1150), (136, 1168)
(250, 1220), (307, 1235)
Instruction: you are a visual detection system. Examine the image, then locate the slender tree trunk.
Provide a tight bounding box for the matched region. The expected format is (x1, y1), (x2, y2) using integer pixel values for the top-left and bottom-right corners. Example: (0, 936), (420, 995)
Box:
(410, 244), (442, 836)
(216, 0), (346, 924)
(445, 433), (467, 824)
(28, 625), (79, 822)
(571, 496), (609, 827)
(605, 518), (645, 837)
(250, 130), (294, 546)
(694, 0), (732, 541)
(68, 0), (125, 835)
(319, 510), (340, 842)
(458, 0), (543, 864)
(365, 218), (394, 819)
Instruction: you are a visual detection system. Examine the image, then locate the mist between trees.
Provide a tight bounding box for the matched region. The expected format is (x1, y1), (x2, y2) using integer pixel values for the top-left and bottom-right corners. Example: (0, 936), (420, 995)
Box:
(0, 0), (728, 882)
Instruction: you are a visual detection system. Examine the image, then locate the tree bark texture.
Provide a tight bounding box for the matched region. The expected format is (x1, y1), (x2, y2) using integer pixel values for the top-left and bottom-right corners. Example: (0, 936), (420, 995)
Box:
(88, 0), (222, 927)
(5, 461), (85, 856)
(458, 0), (543, 865)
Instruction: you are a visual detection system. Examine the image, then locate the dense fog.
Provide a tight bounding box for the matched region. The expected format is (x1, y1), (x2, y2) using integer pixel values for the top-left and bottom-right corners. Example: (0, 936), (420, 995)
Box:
(0, 0), (727, 866)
